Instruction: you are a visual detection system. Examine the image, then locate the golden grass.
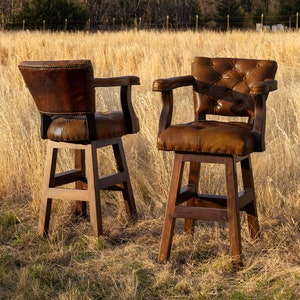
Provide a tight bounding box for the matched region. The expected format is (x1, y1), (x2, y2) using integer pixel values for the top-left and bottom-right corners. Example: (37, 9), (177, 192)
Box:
(0, 29), (300, 299)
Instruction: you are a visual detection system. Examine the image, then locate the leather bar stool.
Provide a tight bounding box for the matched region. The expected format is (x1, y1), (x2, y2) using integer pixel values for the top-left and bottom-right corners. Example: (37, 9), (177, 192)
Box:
(19, 60), (140, 237)
(152, 57), (277, 266)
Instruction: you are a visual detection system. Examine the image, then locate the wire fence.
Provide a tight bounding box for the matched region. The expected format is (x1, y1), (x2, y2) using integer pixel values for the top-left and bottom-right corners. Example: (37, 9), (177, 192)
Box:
(2, 13), (299, 32)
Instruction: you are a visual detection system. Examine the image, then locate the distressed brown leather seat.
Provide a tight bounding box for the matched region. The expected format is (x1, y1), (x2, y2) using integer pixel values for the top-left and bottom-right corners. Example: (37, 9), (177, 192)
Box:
(19, 60), (140, 237)
(153, 57), (277, 267)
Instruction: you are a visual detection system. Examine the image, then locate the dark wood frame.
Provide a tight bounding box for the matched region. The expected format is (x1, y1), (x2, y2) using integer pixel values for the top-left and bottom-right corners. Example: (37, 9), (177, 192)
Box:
(19, 61), (140, 237)
(39, 137), (137, 237)
(153, 64), (277, 267)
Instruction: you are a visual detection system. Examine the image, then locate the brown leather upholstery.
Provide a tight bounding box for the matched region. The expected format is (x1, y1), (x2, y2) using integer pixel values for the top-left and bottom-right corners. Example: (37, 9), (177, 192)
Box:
(153, 56), (278, 267)
(19, 60), (95, 114)
(19, 60), (140, 141)
(192, 57), (277, 117)
(48, 111), (126, 141)
(157, 120), (253, 155)
(154, 57), (277, 155)
(18, 60), (140, 237)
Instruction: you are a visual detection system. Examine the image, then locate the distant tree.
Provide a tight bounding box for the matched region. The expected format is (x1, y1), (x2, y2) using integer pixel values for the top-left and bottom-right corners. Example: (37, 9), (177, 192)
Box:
(252, 2), (264, 24)
(151, 0), (202, 29)
(240, 0), (252, 12)
(199, 0), (219, 29)
(278, 0), (300, 27)
(85, 0), (110, 25)
(216, 0), (245, 30)
(14, 0), (88, 30)
(85, 0), (202, 30)
(175, 0), (202, 29)
(7, 0), (300, 31)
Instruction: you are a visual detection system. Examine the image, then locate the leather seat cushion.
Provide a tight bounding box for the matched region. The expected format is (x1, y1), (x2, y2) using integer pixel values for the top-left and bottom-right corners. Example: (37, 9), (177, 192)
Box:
(47, 111), (126, 141)
(157, 121), (254, 155)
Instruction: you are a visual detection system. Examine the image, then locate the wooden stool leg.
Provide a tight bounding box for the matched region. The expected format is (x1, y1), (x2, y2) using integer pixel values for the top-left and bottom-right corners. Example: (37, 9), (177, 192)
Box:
(241, 157), (260, 239)
(225, 157), (243, 267)
(38, 141), (57, 237)
(85, 143), (103, 236)
(113, 140), (137, 221)
(75, 149), (87, 219)
(159, 154), (185, 263)
(184, 161), (201, 234)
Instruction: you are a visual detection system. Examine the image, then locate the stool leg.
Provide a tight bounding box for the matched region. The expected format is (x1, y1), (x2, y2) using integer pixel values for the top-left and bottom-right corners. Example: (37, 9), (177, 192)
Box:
(241, 157), (260, 239)
(159, 154), (185, 263)
(75, 149), (87, 219)
(85, 143), (103, 236)
(184, 161), (201, 234)
(38, 141), (57, 237)
(225, 157), (243, 267)
(113, 140), (137, 221)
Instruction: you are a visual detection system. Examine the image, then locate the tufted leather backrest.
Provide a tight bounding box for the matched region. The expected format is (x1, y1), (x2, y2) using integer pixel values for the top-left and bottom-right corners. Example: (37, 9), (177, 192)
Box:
(18, 60), (95, 115)
(192, 57), (277, 118)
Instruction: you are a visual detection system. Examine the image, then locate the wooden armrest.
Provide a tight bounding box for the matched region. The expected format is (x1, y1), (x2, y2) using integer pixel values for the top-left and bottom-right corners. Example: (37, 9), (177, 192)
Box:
(152, 76), (194, 134)
(249, 79), (277, 95)
(94, 76), (140, 135)
(250, 79), (277, 151)
(152, 75), (195, 92)
(94, 76), (140, 87)
(252, 92), (268, 152)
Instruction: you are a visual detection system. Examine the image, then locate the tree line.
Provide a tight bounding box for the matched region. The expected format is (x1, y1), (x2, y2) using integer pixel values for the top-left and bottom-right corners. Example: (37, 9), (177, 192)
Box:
(1, 0), (300, 31)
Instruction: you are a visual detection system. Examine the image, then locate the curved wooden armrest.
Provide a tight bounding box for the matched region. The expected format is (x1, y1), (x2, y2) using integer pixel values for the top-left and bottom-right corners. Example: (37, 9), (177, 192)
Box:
(152, 75), (195, 92)
(153, 76), (195, 134)
(152, 76), (194, 134)
(252, 93), (267, 152)
(94, 76), (140, 134)
(249, 79), (278, 95)
(250, 79), (277, 151)
(93, 76), (140, 87)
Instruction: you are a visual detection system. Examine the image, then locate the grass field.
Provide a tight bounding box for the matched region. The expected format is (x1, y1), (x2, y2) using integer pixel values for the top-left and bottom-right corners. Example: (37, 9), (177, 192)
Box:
(0, 29), (300, 299)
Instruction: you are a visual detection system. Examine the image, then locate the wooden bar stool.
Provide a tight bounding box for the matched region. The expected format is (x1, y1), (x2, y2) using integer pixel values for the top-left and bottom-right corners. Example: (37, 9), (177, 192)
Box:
(152, 57), (277, 266)
(19, 60), (140, 237)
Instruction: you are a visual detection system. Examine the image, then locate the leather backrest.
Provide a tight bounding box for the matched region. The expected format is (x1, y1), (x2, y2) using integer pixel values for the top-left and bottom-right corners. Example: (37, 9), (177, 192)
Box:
(192, 57), (277, 118)
(18, 60), (95, 115)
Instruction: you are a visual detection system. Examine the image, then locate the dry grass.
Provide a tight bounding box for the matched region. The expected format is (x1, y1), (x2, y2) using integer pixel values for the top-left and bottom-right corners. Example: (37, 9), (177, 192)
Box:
(0, 29), (300, 299)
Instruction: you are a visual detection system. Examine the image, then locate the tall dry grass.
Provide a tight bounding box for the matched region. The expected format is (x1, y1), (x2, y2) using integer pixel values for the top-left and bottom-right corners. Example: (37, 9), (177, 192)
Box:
(0, 29), (300, 299)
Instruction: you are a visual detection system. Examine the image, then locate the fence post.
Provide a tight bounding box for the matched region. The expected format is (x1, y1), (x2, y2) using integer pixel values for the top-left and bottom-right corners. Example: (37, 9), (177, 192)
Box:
(227, 14), (230, 31)
(134, 17), (137, 30)
(43, 20), (45, 31)
(195, 14), (198, 31)
(86, 18), (90, 32)
(22, 20), (25, 30)
(166, 15), (169, 31)
(296, 12), (298, 30)
(64, 19), (67, 31)
(260, 13), (263, 30)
